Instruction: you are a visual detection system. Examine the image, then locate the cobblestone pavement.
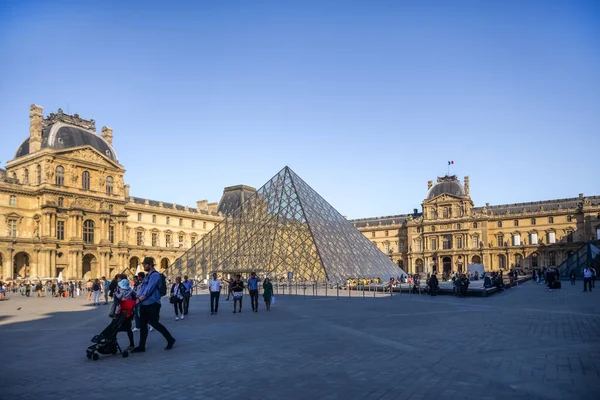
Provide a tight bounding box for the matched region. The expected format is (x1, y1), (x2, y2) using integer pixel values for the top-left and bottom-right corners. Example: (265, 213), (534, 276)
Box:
(0, 280), (598, 400)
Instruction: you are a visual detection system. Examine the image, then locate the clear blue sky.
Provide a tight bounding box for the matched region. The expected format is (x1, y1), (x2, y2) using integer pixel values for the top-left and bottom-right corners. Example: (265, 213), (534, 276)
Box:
(1, 0), (598, 219)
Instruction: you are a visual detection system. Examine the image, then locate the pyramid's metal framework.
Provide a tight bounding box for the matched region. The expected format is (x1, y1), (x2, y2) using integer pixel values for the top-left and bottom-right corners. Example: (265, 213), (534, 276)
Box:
(167, 167), (405, 283)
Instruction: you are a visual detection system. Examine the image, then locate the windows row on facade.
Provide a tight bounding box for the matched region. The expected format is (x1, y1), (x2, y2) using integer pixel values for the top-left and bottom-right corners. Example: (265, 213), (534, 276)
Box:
(4, 217), (203, 249)
(410, 230), (583, 252)
(135, 212), (213, 230)
(412, 216), (578, 234)
(135, 230), (201, 248)
(6, 166), (116, 194)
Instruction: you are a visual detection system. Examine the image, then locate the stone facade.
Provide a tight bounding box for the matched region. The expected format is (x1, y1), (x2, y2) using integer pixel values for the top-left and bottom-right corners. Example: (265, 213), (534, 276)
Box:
(0, 105), (223, 281)
(352, 175), (600, 275)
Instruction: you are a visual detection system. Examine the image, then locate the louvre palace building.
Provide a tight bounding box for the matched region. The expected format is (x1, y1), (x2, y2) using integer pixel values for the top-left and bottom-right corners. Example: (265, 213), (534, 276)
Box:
(1, 105), (600, 281)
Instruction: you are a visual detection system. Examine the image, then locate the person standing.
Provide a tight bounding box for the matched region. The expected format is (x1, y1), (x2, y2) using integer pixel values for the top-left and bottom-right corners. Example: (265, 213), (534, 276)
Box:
(583, 267), (593, 292)
(209, 273), (222, 315)
(69, 281), (75, 298)
(231, 274), (244, 313)
(248, 272), (260, 312)
(262, 278), (273, 311)
(92, 279), (101, 305)
(86, 279), (93, 301)
(591, 267), (597, 288)
(428, 273), (439, 296)
(181, 275), (193, 316)
(131, 257), (175, 353)
(226, 277), (234, 300)
(570, 271), (576, 286)
(170, 277), (186, 321)
(103, 277), (110, 305)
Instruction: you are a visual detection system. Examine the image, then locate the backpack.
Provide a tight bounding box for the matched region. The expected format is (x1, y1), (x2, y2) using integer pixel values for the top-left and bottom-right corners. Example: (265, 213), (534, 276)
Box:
(92, 282), (100, 291)
(155, 271), (167, 297)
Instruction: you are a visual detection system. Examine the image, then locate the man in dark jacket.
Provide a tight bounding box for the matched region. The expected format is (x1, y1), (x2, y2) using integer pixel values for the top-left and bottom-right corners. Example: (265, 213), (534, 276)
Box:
(428, 273), (439, 296)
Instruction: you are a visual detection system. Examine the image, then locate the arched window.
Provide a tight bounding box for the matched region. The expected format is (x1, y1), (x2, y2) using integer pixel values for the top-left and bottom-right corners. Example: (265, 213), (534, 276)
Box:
(58, 197), (64, 207)
(371, 232), (375, 238)
(36, 165), (41, 185)
(497, 221), (503, 228)
(152, 215), (156, 223)
(456, 223), (461, 230)
(514, 220), (519, 227)
(179, 218), (183, 227)
(531, 253), (539, 267)
(548, 216), (554, 224)
(443, 208), (449, 219)
(55, 166), (65, 186)
(82, 171), (90, 190)
(83, 220), (95, 244)
(9, 195), (17, 206)
(191, 234), (197, 244)
(473, 222), (478, 229)
(531, 218), (536, 225)
(106, 176), (114, 194)
(548, 252), (556, 266)
(23, 169), (29, 184)
(166, 216), (171, 225)
(498, 254), (506, 270)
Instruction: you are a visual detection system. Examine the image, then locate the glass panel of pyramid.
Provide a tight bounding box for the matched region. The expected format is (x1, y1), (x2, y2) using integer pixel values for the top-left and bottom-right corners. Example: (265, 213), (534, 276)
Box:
(168, 166), (406, 283)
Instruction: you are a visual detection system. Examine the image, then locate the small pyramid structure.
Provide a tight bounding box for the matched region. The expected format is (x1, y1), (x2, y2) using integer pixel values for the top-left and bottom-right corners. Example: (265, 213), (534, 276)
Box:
(168, 166), (405, 283)
(558, 241), (600, 277)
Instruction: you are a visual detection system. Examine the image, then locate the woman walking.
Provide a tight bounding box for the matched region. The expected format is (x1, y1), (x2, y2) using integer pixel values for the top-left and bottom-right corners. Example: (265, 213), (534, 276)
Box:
(170, 277), (186, 320)
(231, 274), (244, 313)
(262, 278), (273, 311)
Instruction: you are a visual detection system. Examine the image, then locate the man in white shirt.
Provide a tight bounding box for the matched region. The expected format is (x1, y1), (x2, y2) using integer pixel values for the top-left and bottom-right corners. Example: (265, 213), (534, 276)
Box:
(583, 267), (593, 292)
(209, 273), (222, 315)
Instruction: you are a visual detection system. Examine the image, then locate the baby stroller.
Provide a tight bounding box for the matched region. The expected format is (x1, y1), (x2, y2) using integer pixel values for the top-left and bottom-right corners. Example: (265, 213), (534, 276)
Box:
(86, 299), (136, 361)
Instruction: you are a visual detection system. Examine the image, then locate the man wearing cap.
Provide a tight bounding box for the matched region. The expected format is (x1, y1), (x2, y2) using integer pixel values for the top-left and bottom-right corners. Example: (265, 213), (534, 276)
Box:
(131, 257), (176, 352)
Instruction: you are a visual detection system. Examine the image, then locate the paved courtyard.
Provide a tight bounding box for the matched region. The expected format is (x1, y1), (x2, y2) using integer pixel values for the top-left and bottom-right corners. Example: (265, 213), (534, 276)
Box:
(0, 281), (599, 400)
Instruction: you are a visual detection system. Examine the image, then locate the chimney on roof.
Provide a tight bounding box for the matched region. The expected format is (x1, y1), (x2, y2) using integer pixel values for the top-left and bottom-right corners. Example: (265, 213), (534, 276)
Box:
(207, 202), (218, 214)
(464, 176), (470, 195)
(101, 126), (113, 145)
(29, 104), (43, 153)
(413, 208), (418, 215)
(579, 193), (584, 198)
(196, 200), (208, 211)
(427, 180), (432, 190)
(124, 184), (130, 197)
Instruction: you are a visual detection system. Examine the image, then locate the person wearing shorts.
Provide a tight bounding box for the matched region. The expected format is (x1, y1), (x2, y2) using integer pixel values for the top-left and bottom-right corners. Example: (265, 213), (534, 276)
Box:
(231, 274), (244, 313)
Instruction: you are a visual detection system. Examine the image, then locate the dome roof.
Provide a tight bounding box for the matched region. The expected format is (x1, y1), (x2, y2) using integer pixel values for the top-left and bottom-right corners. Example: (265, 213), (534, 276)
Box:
(426, 176), (466, 200)
(15, 121), (118, 163)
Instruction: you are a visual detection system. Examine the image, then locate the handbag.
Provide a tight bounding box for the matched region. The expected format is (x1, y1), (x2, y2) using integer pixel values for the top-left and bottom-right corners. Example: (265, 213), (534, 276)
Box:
(169, 295), (177, 304)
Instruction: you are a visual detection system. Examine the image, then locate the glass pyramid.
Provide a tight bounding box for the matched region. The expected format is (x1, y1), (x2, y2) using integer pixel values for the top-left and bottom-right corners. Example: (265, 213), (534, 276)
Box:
(168, 166), (405, 283)
(558, 241), (600, 277)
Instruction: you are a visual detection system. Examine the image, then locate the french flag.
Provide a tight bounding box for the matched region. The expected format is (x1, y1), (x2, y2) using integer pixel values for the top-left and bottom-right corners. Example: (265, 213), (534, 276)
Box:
(448, 160), (454, 165)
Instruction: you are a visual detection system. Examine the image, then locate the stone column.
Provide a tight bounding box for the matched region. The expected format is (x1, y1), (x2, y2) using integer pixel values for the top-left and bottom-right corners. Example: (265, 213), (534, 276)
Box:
(49, 250), (56, 279)
(76, 251), (82, 279)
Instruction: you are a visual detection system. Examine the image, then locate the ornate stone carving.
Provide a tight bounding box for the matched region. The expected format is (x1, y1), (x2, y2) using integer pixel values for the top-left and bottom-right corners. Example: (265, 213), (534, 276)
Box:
(71, 196), (97, 210)
(70, 148), (108, 165)
(44, 108), (96, 131)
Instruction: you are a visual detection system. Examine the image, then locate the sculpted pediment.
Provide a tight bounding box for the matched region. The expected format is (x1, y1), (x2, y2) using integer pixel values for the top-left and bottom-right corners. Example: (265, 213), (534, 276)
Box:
(423, 193), (463, 204)
(55, 147), (121, 169)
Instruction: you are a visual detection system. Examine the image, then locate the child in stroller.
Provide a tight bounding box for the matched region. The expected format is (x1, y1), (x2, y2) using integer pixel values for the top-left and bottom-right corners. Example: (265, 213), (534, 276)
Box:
(86, 279), (136, 361)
